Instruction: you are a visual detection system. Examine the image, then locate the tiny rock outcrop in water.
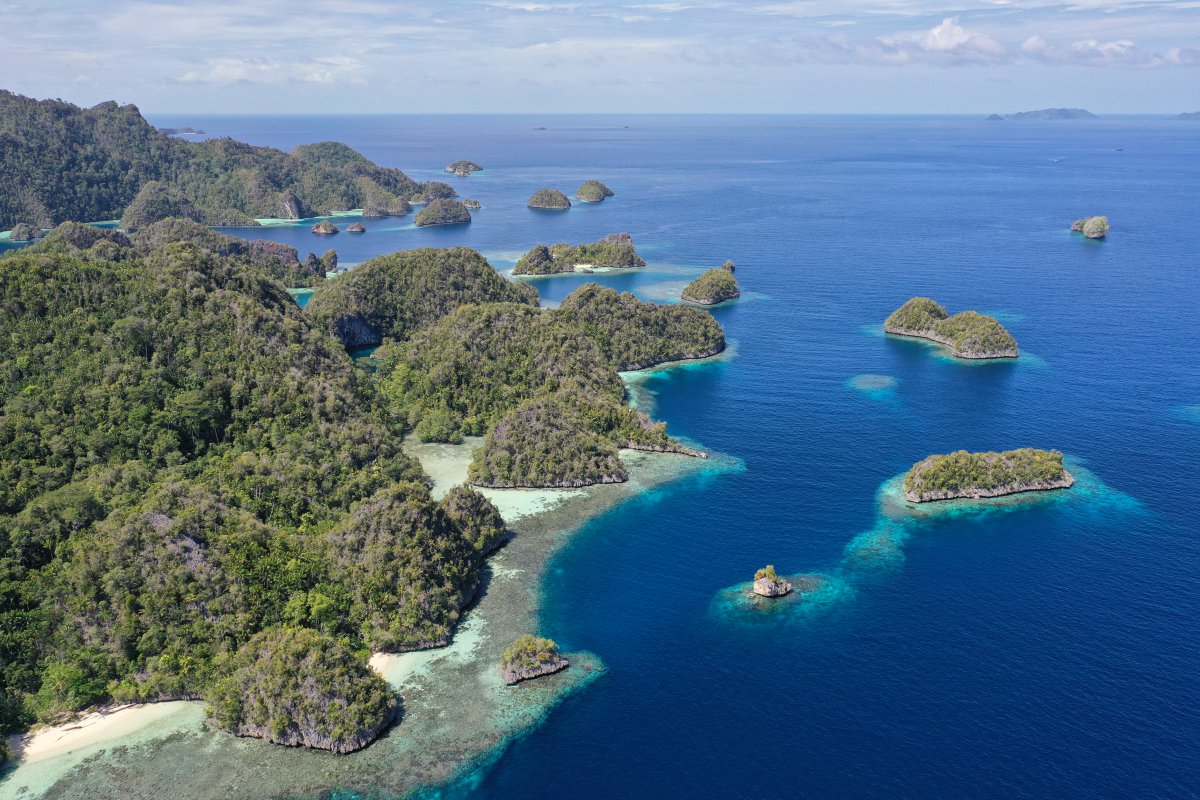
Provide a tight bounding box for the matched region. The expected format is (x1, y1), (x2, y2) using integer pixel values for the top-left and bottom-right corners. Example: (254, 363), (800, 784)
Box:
(903, 448), (1075, 503)
(463, 198), (482, 209)
(346, 222), (366, 233)
(311, 220), (339, 235)
(752, 565), (793, 597)
(884, 297), (1018, 359)
(1071, 216), (1109, 239)
(501, 635), (569, 685)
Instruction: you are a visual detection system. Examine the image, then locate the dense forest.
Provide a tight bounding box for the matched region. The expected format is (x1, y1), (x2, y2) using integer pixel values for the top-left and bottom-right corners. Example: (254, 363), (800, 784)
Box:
(512, 233), (647, 275)
(0, 223), (509, 755)
(884, 297), (1018, 358)
(0, 91), (425, 230)
(682, 268), (741, 305)
(904, 449), (1071, 502)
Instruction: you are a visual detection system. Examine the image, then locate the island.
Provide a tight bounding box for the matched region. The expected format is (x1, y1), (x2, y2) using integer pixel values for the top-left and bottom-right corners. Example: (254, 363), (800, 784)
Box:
(158, 126), (205, 135)
(207, 627), (399, 753)
(7, 222), (45, 241)
(682, 268), (741, 305)
(463, 198), (482, 209)
(0, 92), (436, 231)
(903, 448), (1075, 503)
(312, 220), (340, 235)
(445, 160), (483, 176)
(512, 233), (646, 275)
(527, 188), (572, 210)
(347, 222), (366, 233)
(752, 565), (792, 597)
(986, 113), (1004, 121)
(414, 198), (472, 227)
(500, 635), (569, 685)
(1002, 108), (1097, 120)
(884, 297), (1019, 359)
(1071, 215), (1109, 239)
(1174, 112), (1200, 120)
(575, 180), (615, 202)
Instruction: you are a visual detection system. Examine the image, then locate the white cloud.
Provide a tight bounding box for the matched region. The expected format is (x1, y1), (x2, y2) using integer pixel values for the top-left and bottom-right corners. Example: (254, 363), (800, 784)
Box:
(179, 56), (367, 85)
(1021, 32), (1196, 66)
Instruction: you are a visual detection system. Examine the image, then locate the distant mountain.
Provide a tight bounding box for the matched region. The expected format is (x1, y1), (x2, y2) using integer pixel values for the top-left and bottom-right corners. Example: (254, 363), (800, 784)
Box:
(1001, 108), (1097, 120)
(1175, 112), (1200, 120)
(0, 90), (425, 229)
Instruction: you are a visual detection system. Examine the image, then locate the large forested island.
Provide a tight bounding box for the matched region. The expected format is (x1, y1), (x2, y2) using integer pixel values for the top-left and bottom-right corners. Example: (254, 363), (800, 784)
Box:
(0, 219), (727, 758)
(903, 448), (1074, 503)
(0, 91), (426, 230)
(884, 297), (1018, 359)
(512, 233), (646, 275)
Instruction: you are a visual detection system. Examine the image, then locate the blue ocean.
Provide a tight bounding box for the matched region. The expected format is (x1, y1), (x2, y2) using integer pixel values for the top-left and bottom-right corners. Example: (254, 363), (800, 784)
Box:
(139, 114), (1200, 797)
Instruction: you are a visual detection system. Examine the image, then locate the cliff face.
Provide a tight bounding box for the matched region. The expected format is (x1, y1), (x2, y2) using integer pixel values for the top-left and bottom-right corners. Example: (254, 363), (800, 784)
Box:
(904, 471), (1075, 503)
(882, 324), (1019, 359)
(501, 655), (569, 685)
(903, 449), (1074, 503)
(334, 315), (382, 348)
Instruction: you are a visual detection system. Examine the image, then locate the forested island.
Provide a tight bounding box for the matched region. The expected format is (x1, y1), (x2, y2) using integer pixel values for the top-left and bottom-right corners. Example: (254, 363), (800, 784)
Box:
(682, 268), (740, 305)
(575, 180), (614, 202)
(884, 297), (1018, 359)
(0, 91), (430, 230)
(500, 636), (568, 685)
(1071, 215), (1109, 239)
(527, 188), (572, 210)
(512, 233), (646, 275)
(1000, 108), (1097, 120)
(414, 198), (472, 227)
(445, 160), (483, 176)
(904, 449), (1074, 502)
(0, 222), (542, 756)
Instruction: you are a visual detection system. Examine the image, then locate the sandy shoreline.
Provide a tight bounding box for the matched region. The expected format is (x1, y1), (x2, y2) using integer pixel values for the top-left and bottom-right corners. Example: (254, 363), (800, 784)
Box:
(2, 366), (736, 800)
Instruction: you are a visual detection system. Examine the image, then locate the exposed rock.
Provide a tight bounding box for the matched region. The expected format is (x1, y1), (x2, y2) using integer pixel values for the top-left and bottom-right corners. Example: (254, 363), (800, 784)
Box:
(1071, 215), (1109, 239)
(753, 577), (793, 597)
(347, 222), (366, 233)
(904, 448), (1075, 503)
(312, 220), (339, 235)
(500, 635), (570, 685)
(249, 240), (301, 269)
(277, 190), (314, 220)
(7, 222), (44, 241)
(721, 259), (735, 272)
(334, 315), (381, 348)
(462, 198), (482, 209)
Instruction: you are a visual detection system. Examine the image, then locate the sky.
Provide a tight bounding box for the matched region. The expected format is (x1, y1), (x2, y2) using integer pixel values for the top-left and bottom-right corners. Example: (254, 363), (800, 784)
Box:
(0, 1), (1197, 113)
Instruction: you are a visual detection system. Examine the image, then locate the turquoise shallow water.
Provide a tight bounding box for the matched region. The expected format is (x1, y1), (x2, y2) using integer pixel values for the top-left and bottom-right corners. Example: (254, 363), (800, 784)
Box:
(19, 114), (1199, 798)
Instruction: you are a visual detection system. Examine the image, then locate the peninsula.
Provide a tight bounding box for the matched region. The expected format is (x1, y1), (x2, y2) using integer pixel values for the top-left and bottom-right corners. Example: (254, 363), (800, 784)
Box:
(1071, 216), (1109, 239)
(513, 233), (646, 275)
(527, 188), (572, 210)
(903, 448), (1074, 503)
(0, 92), (432, 230)
(884, 297), (1018, 359)
(682, 268), (741, 305)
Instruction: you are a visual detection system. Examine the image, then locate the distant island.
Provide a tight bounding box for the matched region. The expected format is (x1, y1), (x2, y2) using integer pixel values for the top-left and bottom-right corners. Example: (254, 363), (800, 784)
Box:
(500, 635), (568, 685)
(312, 220), (339, 235)
(575, 180), (614, 202)
(884, 297), (1018, 359)
(998, 108), (1097, 120)
(158, 126), (205, 135)
(513, 233), (645, 275)
(903, 448), (1074, 503)
(528, 188), (572, 210)
(1175, 112), (1200, 120)
(414, 198), (472, 227)
(0, 92), (431, 230)
(444, 160), (483, 176)
(1071, 215), (1109, 239)
(463, 198), (482, 209)
(347, 222), (366, 233)
(986, 114), (1003, 121)
(682, 268), (740, 305)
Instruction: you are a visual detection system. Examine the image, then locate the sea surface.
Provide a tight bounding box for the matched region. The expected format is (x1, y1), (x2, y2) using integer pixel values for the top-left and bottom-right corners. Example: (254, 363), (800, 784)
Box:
(41, 115), (1200, 797)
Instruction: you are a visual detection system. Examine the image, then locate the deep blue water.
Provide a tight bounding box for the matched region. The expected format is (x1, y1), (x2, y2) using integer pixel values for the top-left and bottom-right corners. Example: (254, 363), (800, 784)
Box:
(102, 116), (1200, 796)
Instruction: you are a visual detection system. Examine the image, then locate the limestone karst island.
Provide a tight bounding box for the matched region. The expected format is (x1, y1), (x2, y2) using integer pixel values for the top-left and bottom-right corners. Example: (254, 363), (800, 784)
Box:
(903, 448), (1075, 503)
(884, 297), (1019, 359)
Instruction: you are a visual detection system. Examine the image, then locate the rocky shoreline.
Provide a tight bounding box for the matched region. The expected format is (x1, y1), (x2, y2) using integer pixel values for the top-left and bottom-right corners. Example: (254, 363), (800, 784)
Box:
(883, 324), (1018, 359)
(904, 471), (1075, 503)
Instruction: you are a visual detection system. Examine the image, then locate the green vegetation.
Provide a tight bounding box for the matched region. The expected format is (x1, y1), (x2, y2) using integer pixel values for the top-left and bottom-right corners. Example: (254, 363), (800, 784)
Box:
(754, 565), (779, 582)
(682, 268), (741, 305)
(445, 160), (483, 176)
(527, 188), (571, 210)
(512, 233), (646, 275)
(0, 225), (509, 748)
(884, 297), (1018, 359)
(207, 627), (398, 754)
(500, 634), (566, 684)
(555, 283), (725, 370)
(0, 92), (427, 229)
(414, 198), (472, 227)
(575, 180), (614, 202)
(312, 220), (340, 235)
(119, 181), (202, 231)
(306, 247), (538, 347)
(7, 223), (45, 242)
(1072, 216), (1109, 239)
(721, 260), (735, 272)
(904, 448), (1072, 502)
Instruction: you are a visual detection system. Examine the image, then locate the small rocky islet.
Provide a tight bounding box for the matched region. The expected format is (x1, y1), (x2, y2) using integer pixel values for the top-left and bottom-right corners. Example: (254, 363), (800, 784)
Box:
(527, 188), (572, 210)
(903, 448), (1074, 503)
(1071, 215), (1109, 239)
(311, 220), (339, 235)
(445, 160), (483, 176)
(682, 268), (740, 305)
(884, 297), (1018, 359)
(414, 198), (472, 227)
(575, 179), (614, 202)
(752, 565), (791, 597)
(500, 635), (569, 685)
(513, 232), (646, 275)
